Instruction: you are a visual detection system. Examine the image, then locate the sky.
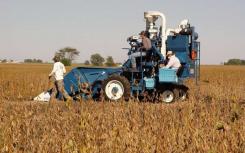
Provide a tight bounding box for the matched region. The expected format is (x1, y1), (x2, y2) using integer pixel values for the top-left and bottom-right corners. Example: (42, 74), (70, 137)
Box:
(0, 0), (245, 64)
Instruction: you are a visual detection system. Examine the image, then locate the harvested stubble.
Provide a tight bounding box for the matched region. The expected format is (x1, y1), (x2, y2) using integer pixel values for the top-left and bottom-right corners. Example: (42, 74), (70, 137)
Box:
(0, 64), (244, 153)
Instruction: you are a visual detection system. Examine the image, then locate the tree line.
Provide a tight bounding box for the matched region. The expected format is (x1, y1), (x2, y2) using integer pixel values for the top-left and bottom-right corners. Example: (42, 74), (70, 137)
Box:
(55, 47), (117, 66)
(24, 59), (43, 63)
(224, 59), (245, 65)
(1, 46), (118, 66)
(85, 54), (116, 66)
(0, 59), (11, 63)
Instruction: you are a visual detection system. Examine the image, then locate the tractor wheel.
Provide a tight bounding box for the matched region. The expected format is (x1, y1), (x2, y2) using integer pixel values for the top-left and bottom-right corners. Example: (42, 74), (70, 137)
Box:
(159, 89), (175, 103)
(179, 88), (188, 101)
(102, 75), (130, 101)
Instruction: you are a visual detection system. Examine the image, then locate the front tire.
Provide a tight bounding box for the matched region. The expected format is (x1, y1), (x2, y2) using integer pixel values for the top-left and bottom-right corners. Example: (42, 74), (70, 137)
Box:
(102, 75), (130, 101)
(178, 88), (188, 101)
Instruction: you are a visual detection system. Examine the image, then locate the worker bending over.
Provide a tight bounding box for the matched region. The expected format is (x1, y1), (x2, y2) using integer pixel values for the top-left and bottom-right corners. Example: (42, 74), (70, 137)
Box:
(163, 51), (181, 69)
(49, 56), (72, 102)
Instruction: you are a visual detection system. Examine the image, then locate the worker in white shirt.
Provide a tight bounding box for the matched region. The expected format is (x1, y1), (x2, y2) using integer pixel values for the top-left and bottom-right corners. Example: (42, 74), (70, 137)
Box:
(163, 51), (181, 69)
(49, 56), (72, 102)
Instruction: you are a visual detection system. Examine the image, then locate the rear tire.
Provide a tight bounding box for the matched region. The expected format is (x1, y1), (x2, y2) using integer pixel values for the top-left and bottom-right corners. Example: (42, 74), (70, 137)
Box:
(102, 75), (130, 101)
(159, 89), (175, 103)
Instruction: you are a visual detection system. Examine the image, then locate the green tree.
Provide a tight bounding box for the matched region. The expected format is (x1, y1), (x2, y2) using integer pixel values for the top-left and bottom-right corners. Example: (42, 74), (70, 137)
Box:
(224, 59), (245, 65)
(242, 60), (245, 65)
(24, 59), (32, 63)
(1, 59), (7, 63)
(84, 60), (90, 65)
(24, 59), (43, 63)
(90, 53), (105, 66)
(55, 47), (80, 66)
(105, 56), (116, 67)
(61, 58), (71, 66)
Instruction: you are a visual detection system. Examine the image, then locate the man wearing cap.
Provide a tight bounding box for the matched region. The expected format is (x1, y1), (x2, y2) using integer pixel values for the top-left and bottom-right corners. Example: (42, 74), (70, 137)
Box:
(49, 56), (72, 102)
(163, 51), (181, 69)
(130, 31), (152, 71)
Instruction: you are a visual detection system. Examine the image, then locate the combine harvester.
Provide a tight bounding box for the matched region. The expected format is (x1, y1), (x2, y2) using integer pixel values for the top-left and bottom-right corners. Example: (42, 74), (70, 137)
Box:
(35, 11), (200, 103)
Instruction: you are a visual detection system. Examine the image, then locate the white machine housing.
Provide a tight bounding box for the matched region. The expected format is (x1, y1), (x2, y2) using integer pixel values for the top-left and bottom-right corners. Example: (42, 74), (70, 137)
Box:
(144, 11), (190, 59)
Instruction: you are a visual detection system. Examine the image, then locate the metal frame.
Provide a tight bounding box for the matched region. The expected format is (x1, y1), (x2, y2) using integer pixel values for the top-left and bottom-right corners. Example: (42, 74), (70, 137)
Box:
(194, 41), (200, 85)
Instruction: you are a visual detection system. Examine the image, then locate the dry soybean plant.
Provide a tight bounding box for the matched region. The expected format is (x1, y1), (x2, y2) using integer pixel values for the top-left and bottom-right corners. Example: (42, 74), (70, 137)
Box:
(0, 64), (244, 152)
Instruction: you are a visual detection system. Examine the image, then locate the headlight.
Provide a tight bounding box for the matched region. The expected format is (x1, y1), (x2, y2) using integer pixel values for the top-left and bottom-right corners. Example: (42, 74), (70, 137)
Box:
(130, 42), (138, 47)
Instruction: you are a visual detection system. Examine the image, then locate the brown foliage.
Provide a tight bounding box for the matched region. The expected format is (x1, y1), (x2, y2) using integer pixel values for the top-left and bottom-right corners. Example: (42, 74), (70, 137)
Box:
(0, 64), (245, 152)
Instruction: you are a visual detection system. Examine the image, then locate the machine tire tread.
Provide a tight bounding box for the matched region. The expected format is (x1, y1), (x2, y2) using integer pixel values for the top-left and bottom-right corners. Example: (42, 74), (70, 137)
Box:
(102, 74), (130, 101)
